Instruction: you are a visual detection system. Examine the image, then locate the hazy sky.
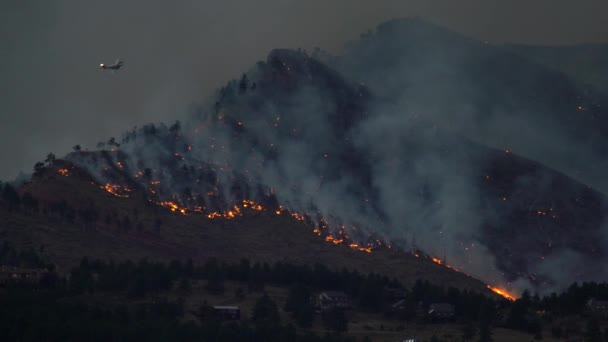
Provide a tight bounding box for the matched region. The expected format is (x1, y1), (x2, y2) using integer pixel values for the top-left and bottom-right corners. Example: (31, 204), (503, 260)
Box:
(1, 0), (607, 180)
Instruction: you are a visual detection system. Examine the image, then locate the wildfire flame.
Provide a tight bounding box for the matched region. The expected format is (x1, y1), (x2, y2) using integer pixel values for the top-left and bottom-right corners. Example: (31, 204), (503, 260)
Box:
(157, 201), (187, 215)
(98, 179), (377, 255)
(429, 254), (517, 301)
(57, 169), (70, 177)
(97, 180), (517, 297)
(101, 183), (131, 198)
(96, 177), (520, 299)
(487, 285), (517, 301)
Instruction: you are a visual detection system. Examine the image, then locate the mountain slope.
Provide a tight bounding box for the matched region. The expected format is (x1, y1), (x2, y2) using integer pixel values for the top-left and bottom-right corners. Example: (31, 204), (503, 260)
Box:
(329, 17), (608, 196)
(30, 46), (605, 294)
(505, 43), (608, 96)
(2, 162), (493, 295)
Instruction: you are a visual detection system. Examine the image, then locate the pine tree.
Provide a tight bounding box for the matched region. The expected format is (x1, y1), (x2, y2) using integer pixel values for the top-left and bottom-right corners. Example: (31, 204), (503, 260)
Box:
(253, 293), (280, 325)
(478, 302), (493, 342)
(584, 318), (602, 342)
(239, 74), (249, 94)
(45, 152), (56, 165)
(33, 162), (45, 176)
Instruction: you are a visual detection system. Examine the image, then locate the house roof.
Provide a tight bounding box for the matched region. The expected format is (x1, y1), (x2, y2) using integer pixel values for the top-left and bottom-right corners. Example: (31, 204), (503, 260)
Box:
(0, 266), (48, 274)
(429, 303), (455, 312)
(392, 299), (407, 308)
(587, 299), (608, 307)
(213, 306), (240, 310)
(321, 291), (349, 298)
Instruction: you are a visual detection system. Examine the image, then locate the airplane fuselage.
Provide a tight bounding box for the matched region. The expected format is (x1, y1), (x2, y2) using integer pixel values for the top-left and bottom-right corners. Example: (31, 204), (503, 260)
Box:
(99, 61), (123, 70)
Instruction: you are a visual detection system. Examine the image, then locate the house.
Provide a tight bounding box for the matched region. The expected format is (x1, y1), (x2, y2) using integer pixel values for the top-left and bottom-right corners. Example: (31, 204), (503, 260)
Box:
(427, 303), (455, 319)
(389, 298), (420, 320)
(586, 298), (608, 317)
(391, 298), (408, 311)
(213, 305), (240, 320)
(386, 287), (408, 301)
(316, 291), (351, 311)
(0, 266), (48, 286)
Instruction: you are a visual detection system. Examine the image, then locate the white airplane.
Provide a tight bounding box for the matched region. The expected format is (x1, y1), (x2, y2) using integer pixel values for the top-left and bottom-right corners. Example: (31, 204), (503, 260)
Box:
(99, 59), (124, 72)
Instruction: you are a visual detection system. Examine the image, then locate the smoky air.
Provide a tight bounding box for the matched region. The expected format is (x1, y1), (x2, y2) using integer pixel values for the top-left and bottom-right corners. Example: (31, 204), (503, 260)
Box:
(57, 20), (608, 296)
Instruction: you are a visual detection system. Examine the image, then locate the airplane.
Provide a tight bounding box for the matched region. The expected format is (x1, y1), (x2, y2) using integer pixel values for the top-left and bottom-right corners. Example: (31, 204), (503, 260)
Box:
(99, 59), (123, 72)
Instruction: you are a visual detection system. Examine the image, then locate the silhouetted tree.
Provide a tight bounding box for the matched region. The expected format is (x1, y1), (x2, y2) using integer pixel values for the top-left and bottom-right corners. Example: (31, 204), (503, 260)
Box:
(153, 217), (162, 232)
(21, 192), (38, 214)
(33, 162), (45, 176)
(121, 215), (131, 231)
(322, 307), (348, 333)
(253, 293), (280, 325)
(45, 152), (56, 165)
(285, 284), (314, 328)
(178, 278), (191, 294)
(169, 120), (181, 135)
(239, 74), (249, 94)
(462, 319), (476, 341)
(205, 259), (225, 295)
(478, 302), (493, 342)
(1, 183), (20, 211)
(72, 144), (81, 151)
(584, 318), (602, 342)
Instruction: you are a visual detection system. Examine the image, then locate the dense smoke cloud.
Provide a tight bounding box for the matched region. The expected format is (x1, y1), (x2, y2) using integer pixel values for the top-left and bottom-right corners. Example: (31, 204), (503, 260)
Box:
(62, 44), (604, 295)
(3, 0), (608, 181)
(4, 1), (608, 295)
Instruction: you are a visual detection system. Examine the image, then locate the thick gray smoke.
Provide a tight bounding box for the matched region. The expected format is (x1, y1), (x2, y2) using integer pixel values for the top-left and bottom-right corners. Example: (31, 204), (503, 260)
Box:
(61, 19), (608, 296)
(4, 0), (608, 182)
(330, 18), (608, 195)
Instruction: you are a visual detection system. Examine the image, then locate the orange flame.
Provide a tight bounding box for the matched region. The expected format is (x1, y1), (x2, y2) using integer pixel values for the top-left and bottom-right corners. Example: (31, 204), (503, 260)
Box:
(157, 201), (187, 215)
(101, 183), (131, 198)
(98, 185), (378, 256)
(487, 285), (517, 301)
(57, 169), (69, 177)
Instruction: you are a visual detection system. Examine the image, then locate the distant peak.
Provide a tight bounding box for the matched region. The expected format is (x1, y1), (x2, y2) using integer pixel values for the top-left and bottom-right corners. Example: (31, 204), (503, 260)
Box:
(373, 17), (474, 43)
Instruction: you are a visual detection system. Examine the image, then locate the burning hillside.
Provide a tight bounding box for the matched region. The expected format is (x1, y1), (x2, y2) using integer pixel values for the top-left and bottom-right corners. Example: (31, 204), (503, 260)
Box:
(58, 46), (608, 296)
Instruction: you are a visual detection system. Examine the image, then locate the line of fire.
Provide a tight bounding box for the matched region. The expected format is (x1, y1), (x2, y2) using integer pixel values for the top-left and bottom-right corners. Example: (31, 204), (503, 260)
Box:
(56, 166), (519, 303)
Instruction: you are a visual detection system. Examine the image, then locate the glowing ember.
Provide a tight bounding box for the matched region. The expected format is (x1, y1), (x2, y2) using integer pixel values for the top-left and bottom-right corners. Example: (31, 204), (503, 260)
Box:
(487, 285), (517, 301)
(157, 201), (187, 215)
(98, 185), (378, 256)
(325, 236), (344, 245)
(101, 183), (131, 198)
(57, 169), (69, 176)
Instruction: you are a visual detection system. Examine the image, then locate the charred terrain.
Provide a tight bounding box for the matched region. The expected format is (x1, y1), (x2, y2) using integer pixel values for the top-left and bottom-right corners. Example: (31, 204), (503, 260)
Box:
(2, 17), (608, 342)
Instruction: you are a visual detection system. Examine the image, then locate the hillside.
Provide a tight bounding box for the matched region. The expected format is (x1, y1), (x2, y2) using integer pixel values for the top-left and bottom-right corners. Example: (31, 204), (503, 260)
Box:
(9, 42), (597, 294)
(330, 17), (608, 196)
(505, 43), (608, 96)
(2, 161), (493, 295)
